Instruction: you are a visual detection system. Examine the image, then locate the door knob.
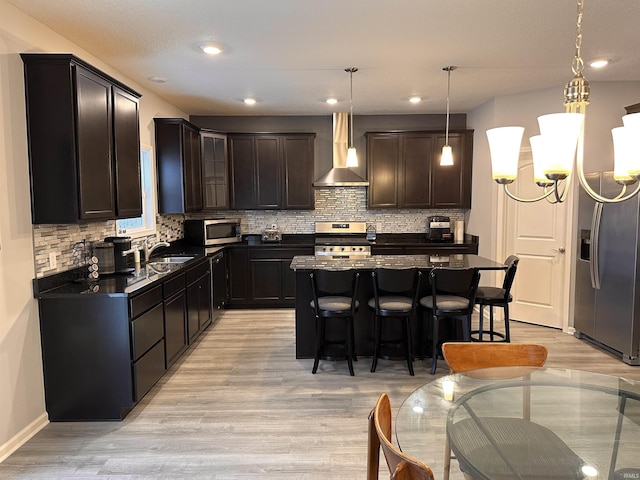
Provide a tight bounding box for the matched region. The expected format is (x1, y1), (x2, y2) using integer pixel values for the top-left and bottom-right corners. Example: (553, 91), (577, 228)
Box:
(553, 247), (566, 254)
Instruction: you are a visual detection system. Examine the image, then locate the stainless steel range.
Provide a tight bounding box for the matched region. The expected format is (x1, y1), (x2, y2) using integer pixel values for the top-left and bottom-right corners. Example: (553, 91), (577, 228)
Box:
(314, 221), (371, 259)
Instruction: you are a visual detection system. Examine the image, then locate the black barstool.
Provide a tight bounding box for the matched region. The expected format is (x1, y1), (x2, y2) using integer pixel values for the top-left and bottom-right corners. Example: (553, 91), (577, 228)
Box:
(472, 255), (519, 342)
(309, 269), (360, 376)
(369, 268), (421, 376)
(420, 267), (480, 374)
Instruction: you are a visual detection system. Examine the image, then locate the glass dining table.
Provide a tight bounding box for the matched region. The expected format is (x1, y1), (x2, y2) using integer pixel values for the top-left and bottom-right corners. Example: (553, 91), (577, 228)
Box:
(395, 367), (640, 480)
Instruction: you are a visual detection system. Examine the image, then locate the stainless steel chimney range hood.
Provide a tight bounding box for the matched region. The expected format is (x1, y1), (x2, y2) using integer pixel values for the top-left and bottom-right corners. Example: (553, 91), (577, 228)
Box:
(313, 112), (369, 187)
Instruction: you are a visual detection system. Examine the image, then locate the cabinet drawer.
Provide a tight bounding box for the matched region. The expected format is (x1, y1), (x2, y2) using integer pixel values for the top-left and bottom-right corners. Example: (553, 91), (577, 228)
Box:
(132, 339), (165, 401)
(186, 260), (210, 284)
(130, 285), (163, 318)
(164, 272), (186, 298)
(131, 303), (164, 360)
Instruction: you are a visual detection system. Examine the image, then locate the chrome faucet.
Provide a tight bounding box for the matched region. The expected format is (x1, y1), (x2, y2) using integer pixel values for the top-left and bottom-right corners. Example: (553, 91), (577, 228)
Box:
(144, 240), (170, 261)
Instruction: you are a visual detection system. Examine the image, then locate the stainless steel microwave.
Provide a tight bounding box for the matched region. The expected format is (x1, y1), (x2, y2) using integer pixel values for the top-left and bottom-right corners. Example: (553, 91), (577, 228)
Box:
(184, 218), (242, 246)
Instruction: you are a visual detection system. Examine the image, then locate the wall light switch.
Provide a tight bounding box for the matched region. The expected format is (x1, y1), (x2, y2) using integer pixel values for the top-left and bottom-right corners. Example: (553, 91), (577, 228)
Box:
(49, 252), (57, 269)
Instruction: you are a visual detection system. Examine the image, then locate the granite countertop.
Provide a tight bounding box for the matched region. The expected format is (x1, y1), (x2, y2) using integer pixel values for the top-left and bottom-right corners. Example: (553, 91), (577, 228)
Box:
(289, 254), (505, 271)
(36, 246), (211, 297)
(233, 233), (478, 248)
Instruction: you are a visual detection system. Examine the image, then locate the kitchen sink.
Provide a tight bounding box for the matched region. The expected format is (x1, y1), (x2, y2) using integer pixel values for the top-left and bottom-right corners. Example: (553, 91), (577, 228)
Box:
(148, 255), (195, 264)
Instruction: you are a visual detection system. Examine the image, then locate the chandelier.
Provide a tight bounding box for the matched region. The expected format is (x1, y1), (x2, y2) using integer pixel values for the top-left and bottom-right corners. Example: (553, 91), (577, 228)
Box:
(486, 0), (640, 204)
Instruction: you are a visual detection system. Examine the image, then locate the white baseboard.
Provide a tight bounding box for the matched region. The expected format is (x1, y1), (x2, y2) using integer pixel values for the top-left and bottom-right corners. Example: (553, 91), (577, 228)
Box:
(0, 412), (49, 463)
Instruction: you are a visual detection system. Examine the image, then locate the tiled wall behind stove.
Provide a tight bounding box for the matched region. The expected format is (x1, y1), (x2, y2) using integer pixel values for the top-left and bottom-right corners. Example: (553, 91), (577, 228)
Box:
(191, 187), (466, 234)
(33, 188), (465, 277)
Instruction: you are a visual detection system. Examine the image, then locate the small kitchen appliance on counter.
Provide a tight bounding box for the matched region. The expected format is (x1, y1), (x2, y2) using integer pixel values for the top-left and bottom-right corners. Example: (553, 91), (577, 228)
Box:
(93, 241), (115, 275)
(104, 236), (134, 274)
(261, 225), (282, 243)
(426, 216), (453, 243)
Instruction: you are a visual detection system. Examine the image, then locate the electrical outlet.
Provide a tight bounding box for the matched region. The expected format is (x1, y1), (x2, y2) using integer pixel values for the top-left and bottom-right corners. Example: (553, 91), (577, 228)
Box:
(49, 252), (57, 269)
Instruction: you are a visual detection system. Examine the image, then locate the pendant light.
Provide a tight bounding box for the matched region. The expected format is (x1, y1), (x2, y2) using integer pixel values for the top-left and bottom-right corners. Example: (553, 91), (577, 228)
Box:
(441, 66), (457, 166)
(345, 67), (359, 168)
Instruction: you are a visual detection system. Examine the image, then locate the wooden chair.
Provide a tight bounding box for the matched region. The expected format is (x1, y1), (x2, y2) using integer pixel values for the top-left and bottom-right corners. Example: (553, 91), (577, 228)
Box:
(442, 341), (547, 374)
(440, 342), (570, 480)
(367, 393), (435, 480)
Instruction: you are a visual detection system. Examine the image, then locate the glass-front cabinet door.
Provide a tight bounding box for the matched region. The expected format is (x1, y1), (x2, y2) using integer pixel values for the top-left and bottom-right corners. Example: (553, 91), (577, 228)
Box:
(201, 131), (229, 209)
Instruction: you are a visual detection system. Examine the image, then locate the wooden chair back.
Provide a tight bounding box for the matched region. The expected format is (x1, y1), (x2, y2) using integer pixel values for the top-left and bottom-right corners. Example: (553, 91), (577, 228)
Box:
(367, 393), (435, 480)
(442, 342), (547, 375)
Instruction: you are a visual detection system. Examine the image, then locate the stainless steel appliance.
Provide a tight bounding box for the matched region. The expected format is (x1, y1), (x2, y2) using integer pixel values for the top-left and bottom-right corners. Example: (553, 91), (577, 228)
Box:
(184, 218), (242, 246)
(314, 221), (371, 259)
(574, 171), (640, 365)
(92, 241), (115, 275)
(261, 227), (282, 243)
(426, 216), (453, 243)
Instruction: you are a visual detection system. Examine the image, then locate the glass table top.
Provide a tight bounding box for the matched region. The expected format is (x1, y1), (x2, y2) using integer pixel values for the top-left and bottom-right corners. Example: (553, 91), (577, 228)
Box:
(395, 367), (640, 480)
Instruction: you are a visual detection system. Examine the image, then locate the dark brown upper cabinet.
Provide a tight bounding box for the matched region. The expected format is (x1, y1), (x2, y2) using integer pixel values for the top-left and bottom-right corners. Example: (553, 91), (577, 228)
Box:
(366, 130), (473, 209)
(21, 53), (142, 224)
(155, 118), (203, 214)
(200, 130), (229, 210)
(228, 133), (315, 210)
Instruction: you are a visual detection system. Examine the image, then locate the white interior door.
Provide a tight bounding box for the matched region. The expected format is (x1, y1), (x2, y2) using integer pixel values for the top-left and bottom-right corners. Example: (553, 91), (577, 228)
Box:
(504, 149), (569, 329)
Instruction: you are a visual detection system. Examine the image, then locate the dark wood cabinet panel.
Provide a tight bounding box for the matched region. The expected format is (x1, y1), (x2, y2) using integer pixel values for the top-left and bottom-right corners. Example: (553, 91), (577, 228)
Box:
(255, 136), (281, 208)
(229, 133), (315, 210)
(228, 247), (250, 303)
(228, 246), (313, 307)
(21, 53), (142, 224)
(401, 134), (434, 208)
(367, 130), (473, 209)
(229, 136), (257, 209)
(75, 67), (115, 220)
(186, 264), (211, 344)
(432, 133), (473, 208)
(201, 131), (229, 210)
(164, 289), (187, 368)
(282, 135), (315, 209)
(155, 118), (203, 214)
(367, 134), (400, 208)
(250, 259), (283, 301)
(112, 86), (142, 218)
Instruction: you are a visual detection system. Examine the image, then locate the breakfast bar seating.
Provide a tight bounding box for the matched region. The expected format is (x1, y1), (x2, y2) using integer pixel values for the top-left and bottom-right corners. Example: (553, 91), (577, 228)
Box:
(290, 254), (507, 364)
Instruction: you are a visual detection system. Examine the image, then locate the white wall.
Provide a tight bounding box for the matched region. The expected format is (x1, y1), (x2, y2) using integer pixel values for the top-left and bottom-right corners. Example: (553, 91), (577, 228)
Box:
(0, 0), (187, 460)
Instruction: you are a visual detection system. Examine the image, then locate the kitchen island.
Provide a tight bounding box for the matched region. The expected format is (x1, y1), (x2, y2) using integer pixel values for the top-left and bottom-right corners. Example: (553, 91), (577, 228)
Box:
(290, 254), (506, 359)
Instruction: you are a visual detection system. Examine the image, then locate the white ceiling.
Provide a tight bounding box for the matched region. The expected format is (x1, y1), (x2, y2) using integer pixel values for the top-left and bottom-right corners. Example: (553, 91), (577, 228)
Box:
(8, 0), (640, 115)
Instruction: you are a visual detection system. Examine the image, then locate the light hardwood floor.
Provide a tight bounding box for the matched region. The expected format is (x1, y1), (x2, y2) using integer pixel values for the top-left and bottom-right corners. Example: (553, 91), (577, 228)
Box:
(2, 309), (640, 479)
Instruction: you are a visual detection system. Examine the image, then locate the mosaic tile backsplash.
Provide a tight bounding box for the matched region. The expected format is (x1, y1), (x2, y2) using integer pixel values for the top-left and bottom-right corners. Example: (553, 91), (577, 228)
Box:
(33, 187), (465, 277)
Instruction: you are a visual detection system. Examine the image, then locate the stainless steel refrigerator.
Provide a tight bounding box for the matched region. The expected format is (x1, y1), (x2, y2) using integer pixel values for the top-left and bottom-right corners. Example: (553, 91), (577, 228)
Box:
(574, 171), (640, 365)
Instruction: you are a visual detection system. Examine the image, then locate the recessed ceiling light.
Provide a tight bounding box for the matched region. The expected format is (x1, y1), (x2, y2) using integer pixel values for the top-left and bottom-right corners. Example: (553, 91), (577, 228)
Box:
(243, 98), (256, 105)
(148, 76), (168, 83)
(200, 44), (223, 55)
(409, 96), (422, 104)
(326, 98), (338, 105)
(589, 58), (609, 68)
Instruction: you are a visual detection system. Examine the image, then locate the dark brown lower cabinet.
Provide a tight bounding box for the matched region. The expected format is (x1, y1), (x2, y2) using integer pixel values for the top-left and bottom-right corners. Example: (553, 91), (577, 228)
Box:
(227, 246), (313, 307)
(186, 260), (212, 343)
(37, 258), (213, 421)
(163, 273), (187, 368)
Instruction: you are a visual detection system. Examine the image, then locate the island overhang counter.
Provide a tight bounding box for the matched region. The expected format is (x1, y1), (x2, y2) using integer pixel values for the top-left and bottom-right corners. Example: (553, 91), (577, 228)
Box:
(290, 254), (506, 359)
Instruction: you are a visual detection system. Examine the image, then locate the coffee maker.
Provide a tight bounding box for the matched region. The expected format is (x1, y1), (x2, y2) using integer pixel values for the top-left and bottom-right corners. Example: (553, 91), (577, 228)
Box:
(104, 236), (134, 274)
(426, 216), (453, 243)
